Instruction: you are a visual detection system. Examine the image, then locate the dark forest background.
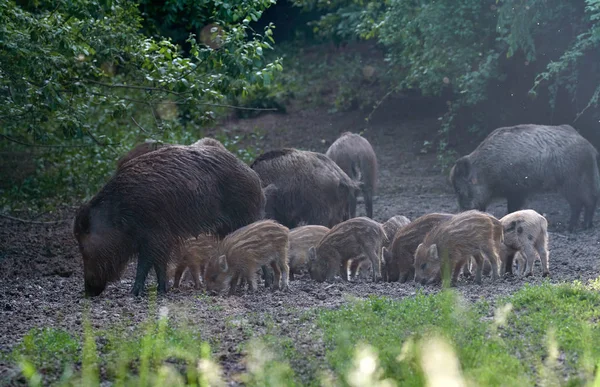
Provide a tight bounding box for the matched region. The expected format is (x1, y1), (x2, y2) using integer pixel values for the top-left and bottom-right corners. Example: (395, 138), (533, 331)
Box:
(2, 0), (600, 211)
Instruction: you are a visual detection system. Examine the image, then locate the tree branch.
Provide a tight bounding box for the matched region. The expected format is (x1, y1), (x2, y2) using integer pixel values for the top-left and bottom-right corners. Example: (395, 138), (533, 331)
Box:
(131, 116), (151, 134)
(85, 79), (182, 95)
(0, 134), (96, 148)
(0, 213), (68, 225)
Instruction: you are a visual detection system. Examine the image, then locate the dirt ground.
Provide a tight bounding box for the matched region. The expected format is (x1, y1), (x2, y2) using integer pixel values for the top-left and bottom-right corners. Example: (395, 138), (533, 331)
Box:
(1, 98), (599, 385)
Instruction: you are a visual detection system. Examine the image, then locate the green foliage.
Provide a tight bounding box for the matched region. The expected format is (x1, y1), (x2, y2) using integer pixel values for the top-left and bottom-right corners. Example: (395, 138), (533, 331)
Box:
(292, 0), (600, 167)
(0, 0), (280, 210)
(318, 281), (600, 386)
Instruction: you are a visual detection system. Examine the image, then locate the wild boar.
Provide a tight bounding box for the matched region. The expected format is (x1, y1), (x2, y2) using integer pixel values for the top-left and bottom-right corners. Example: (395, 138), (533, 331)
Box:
(73, 144), (265, 297)
(414, 210), (503, 286)
(349, 215), (410, 280)
(251, 148), (361, 228)
(203, 220), (290, 294)
(325, 132), (378, 218)
(382, 213), (454, 283)
(288, 225), (330, 280)
(116, 140), (167, 169)
(381, 215), (411, 246)
(307, 217), (387, 282)
(499, 209), (549, 277)
(449, 124), (600, 232)
(169, 234), (218, 289)
(191, 137), (227, 150)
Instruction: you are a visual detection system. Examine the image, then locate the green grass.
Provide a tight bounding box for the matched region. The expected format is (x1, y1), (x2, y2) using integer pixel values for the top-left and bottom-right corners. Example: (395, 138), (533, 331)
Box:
(6, 280), (600, 386)
(317, 280), (600, 387)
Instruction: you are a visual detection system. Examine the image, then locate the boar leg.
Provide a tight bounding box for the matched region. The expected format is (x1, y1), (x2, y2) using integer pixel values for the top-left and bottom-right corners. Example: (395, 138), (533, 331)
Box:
(481, 245), (500, 281)
(363, 188), (373, 219)
(278, 259), (290, 290)
(535, 238), (550, 277)
(566, 198), (584, 232)
(583, 198), (597, 229)
(472, 254), (484, 285)
(270, 260), (282, 290)
(462, 258), (472, 278)
(349, 193), (357, 219)
(521, 243), (538, 277)
(349, 259), (363, 279)
(189, 264), (201, 290)
(365, 249), (381, 282)
(153, 262), (169, 294)
(451, 259), (464, 287)
(172, 264), (186, 289)
(262, 265), (274, 288)
(289, 270), (295, 281)
(502, 251), (516, 276)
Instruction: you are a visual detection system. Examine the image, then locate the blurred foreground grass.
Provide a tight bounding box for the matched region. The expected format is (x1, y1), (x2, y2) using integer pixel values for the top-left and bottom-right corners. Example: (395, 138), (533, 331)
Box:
(4, 279), (600, 386)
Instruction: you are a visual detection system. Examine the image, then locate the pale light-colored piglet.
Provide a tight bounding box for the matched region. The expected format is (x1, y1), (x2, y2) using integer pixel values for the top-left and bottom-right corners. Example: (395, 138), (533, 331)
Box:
(499, 209), (549, 277)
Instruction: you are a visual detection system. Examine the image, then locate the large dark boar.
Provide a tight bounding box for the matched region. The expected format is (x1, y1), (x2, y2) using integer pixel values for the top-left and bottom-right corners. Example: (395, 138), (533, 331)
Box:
(307, 217), (387, 282)
(116, 140), (167, 169)
(203, 220), (290, 295)
(73, 145), (266, 297)
(381, 213), (454, 283)
(325, 132), (378, 218)
(449, 124), (600, 232)
(413, 210), (503, 286)
(251, 148), (361, 228)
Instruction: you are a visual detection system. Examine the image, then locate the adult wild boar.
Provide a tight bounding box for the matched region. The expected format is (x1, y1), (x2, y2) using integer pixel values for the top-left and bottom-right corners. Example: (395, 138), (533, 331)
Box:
(251, 148), (360, 228)
(203, 220), (290, 294)
(449, 124), (600, 232)
(288, 225), (330, 280)
(381, 213), (453, 283)
(73, 145), (266, 297)
(307, 217), (387, 282)
(499, 209), (550, 277)
(325, 132), (378, 218)
(116, 140), (167, 169)
(414, 210), (503, 286)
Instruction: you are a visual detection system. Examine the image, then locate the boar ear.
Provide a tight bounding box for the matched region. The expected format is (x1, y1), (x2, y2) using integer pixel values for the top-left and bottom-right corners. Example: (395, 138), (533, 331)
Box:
(217, 255), (228, 272)
(308, 246), (317, 262)
(428, 244), (439, 260)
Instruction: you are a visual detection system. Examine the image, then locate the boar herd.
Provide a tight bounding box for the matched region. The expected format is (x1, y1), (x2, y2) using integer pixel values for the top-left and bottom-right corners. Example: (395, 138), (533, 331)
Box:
(72, 124), (600, 297)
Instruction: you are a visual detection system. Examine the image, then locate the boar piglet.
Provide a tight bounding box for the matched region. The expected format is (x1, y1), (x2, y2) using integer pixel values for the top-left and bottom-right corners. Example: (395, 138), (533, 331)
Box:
(203, 220), (290, 295)
(449, 124), (600, 232)
(308, 217), (387, 282)
(251, 148), (360, 228)
(73, 143), (265, 297)
(499, 209), (549, 277)
(381, 213), (454, 283)
(381, 215), (411, 247)
(288, 225), (330, 280)
(326, 132), (378, 218)
(169, 234), (218, 289)
(414, 210), (503, 286)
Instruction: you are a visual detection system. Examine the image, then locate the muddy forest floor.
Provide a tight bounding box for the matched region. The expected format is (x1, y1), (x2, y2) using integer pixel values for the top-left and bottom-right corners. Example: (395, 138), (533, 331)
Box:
(1, 94), (600, 385)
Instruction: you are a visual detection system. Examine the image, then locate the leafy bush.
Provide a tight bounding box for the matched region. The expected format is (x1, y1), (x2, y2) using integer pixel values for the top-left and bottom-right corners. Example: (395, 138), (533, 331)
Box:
(0, 0), (280, 211)
(292, 0), (600, 166)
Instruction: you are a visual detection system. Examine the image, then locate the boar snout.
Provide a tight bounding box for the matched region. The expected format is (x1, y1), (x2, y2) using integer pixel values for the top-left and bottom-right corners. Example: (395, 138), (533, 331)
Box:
(84, 279), (106, 298)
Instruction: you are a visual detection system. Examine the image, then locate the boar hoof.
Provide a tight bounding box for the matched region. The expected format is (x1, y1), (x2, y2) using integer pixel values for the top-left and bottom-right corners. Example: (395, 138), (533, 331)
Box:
(525, 272), (533, 278)
(542, 271), (550, 278)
